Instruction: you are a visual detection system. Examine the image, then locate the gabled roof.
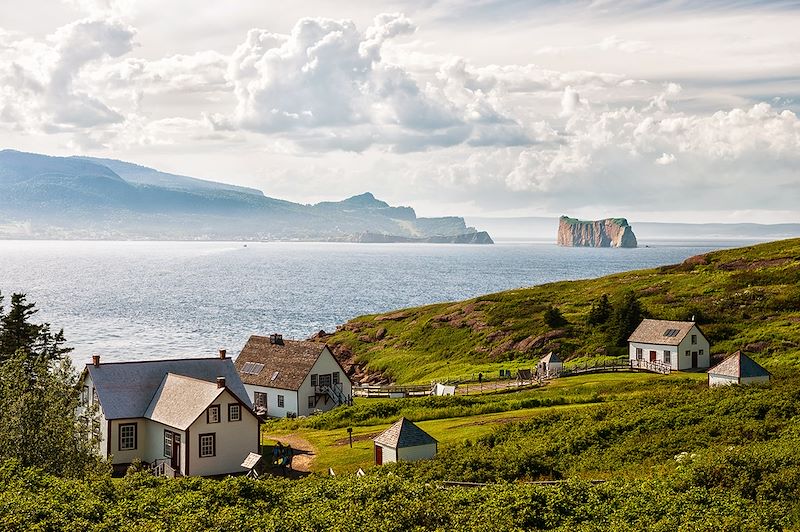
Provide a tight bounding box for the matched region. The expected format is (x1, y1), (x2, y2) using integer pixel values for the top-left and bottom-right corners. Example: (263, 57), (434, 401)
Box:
(235, 336), (345, 391)
(540, 352), (561, 364)
(628, 319), (700, 346)
(86, 357), (251, 420)
(145, 373), (226, 430)
(708, 351), (771, 379)
(374, 417), (437, 448)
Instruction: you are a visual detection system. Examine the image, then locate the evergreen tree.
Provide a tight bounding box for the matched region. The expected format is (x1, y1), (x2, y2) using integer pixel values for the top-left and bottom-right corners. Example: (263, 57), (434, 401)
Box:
(544, 305), (567, 328)
(587, 294), (612, 326)
(0, 293), (72, 363)
(608, 291), (645, 346)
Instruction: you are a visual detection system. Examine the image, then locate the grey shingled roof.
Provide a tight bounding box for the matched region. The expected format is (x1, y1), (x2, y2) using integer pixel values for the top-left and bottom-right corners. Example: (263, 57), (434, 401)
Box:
(540, 352), (561, 364)
(145, 373), (226, 430)
(709, 351), (771, 379)
(374, 417), (437, 448)
(235, 336), (343, 391)
(628, 319), (698, 346)
(86, 357), (251, 420)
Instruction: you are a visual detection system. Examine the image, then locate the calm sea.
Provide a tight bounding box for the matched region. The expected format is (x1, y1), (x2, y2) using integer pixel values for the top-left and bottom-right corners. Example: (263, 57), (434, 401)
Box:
(0, 239), (756, 363)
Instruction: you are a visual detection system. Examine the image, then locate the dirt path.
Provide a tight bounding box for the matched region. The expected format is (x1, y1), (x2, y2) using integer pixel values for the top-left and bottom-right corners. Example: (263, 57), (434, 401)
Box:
(264, 433), (317, 474)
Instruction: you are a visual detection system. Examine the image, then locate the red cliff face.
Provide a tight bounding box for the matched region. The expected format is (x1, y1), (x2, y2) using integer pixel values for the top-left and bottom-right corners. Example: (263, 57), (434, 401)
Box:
(557, 216), (638, 248)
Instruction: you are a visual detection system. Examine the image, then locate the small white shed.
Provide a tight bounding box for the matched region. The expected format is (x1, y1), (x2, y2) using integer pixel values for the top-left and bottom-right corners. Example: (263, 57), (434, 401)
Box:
(373, 417), (437, 465)
(708, 351), (770, 387)
(538, 352), (563, 376)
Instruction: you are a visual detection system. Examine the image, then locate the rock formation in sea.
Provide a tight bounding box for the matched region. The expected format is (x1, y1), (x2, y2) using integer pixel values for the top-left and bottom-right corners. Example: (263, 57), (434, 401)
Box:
(557, 216), (638, 248)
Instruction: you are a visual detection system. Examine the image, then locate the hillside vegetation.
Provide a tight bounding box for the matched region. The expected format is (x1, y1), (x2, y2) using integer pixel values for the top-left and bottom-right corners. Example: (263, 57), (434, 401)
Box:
(327, 238), (800, 383)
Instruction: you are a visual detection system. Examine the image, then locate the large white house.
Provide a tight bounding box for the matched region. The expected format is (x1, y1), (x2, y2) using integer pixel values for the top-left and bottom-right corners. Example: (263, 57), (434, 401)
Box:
(80, 352), (260, 477)
(373, 417), (437, 465)
(708, 351), (771, 387)
(235, 334), (353, 418)
(628, 319), (710, 370)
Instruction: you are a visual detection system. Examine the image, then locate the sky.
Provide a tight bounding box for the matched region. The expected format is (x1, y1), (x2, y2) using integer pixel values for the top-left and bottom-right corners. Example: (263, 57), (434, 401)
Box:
(0, 0), (799, 223)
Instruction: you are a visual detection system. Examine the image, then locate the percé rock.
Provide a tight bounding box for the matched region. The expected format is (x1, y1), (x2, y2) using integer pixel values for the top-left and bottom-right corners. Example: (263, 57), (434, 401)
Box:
(557, 216), (637, 248)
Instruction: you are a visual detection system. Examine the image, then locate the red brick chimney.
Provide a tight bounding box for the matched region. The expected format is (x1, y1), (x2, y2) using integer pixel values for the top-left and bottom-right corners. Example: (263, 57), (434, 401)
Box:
(216, 376), (226, 389)
(92, 354), (100, 367)
(219, 349), (227, 359)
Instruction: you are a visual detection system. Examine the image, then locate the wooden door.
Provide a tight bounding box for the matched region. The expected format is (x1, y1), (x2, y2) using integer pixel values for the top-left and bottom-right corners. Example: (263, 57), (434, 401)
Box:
(375, 444), (383, 466)
(649, 351), (657, 362)
(171, 434), (181, 471)
(691, 352), (698, 368)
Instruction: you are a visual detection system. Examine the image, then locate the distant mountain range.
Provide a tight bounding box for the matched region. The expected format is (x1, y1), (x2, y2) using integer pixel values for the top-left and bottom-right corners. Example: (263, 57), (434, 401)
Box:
(0, 150), (492, 243)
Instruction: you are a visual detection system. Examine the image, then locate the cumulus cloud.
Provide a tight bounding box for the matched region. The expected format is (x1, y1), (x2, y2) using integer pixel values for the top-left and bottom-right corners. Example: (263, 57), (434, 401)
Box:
(655, 152), (676, 165)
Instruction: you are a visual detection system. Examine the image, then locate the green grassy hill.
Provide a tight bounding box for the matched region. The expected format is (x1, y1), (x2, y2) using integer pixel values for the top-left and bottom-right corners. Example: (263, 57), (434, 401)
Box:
(328, 238), (800, 383)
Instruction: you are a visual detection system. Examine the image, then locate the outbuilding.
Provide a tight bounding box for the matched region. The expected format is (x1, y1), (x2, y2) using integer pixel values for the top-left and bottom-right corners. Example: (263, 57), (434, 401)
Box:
(373, 417), (437, 465)
(538, 352), (563, 376)
(628, 319), (711, 370)
(708, 351), (771, 387)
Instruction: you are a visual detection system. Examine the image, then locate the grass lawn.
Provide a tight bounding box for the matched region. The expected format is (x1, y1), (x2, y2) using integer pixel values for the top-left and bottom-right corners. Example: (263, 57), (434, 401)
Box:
(262, 371), (706, 474)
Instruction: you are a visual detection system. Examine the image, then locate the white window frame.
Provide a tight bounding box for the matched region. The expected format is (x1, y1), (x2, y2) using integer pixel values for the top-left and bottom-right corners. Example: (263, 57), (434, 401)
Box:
(199, 433), (215, 458)
(164, 430), (173, 458)
(308, 396), (315, 409)
(207, 405), (220, 424)
(277, 395), (284, 408)
(664, 350), (671, 364)
(228, 403), (241, 422)
(119, 423), (137, 451)
(635, 347), (643, 360)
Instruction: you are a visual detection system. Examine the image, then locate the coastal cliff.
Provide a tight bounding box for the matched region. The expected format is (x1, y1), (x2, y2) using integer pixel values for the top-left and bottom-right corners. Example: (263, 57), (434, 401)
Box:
(557, 216), (637, 248)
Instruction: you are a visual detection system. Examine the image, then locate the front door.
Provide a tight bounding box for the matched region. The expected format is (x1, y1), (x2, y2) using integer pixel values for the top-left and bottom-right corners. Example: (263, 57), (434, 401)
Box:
(649, 351), (657, 362)
(375, 445), (383, 465)
(691, 352), (698, 368)
(171, 434), (181, 471)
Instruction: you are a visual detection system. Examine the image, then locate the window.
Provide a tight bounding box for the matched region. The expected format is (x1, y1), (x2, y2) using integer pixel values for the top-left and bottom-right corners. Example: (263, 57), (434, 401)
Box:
(699, 349), (704, 357)
(241, 362), (265, 375)
(663, 328), (680, 337)
(228, 403), (241, 422)
(311, 374), (318, 387)
(308, 396), (315, 409)
(254, 392), (267, 410)
(691, 334), (697, 345)
(81, 385), (89, 405)
(277, 395), (285, 408)
(199, 433), (215, 458)
(685, 350), (690, 357)
(635, 347), (642, 360)
(119, 423), (137, 451)
(664, 350), (671, 364)
(164, 430), (173, 458)
(333, 372), (340, 385)
(92, 388), (98, 405)
(207, 405), (220, 424)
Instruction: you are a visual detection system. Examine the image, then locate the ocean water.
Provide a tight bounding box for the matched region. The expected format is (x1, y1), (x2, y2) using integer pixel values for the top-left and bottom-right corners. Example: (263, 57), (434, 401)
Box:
(0, 239), (756, 363)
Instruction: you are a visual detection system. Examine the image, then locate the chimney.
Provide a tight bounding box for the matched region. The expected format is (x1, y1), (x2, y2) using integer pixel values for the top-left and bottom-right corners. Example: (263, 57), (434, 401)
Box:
(216, 376), (226, 389)
(219, 349), (227, 359)
(92, 354), (100, 367)
(270, 333), (284, 345)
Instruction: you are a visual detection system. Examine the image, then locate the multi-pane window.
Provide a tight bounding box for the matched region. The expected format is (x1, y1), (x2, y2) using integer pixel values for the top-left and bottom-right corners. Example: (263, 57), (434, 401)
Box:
(199, 433), (215, 457)
(691, 334), (697, 345)
(207, 405), (220, 424)
(310, 374), (318, 387)
(664, 351), (671, 364)
(228, 403), (241, 422)
(333, 372), (340, 385)
(308, 396), (315, 408)
(686, 350), (690, 357)
(119, 423), (137, 451)
(81, 386), (89, 405)
(277, 395), (285, 408)
(699, 349), (704, 357)
(164, 430), (173, 458)
(635, 348), (643, 360)
(254, 392), (267, 410)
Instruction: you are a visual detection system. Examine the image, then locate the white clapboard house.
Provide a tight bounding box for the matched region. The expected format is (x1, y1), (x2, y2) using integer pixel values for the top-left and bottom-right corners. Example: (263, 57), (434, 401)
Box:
(373, 417), (438, 465)
(628, 319), (710, 370)
(79, 352), (260, 477)
(235, 334), (352, 418)
(708, 351), (771, 387)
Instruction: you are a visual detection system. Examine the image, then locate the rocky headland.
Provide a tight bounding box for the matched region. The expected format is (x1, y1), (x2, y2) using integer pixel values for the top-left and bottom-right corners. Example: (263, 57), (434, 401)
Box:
(557, 216), (638, 248)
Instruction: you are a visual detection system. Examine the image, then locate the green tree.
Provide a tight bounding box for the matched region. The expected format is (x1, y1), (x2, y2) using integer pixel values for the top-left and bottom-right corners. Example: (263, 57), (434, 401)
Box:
(0, 292), (72, 364)
(608, 291), (644, 346)
(0, 351), (105, 477)
(544, 305), (567, 328)
(587, 294), (612, 326)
